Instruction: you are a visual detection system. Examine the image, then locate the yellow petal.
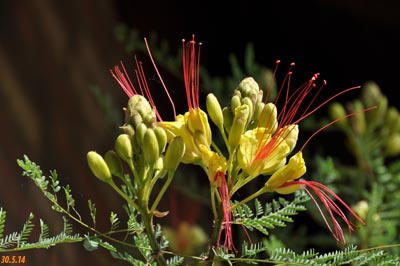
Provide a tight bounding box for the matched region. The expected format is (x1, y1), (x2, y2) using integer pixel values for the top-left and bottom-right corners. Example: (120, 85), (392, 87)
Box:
(238, 128), (290, 177)
(266, 151), (306, 190)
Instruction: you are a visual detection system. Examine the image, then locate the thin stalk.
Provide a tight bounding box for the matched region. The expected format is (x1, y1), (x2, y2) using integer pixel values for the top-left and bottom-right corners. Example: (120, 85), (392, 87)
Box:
(205, 198), (224, 266)
(231, 186), (271, 211)
(150, 171), (174, 214)
(140, 206), (168, 266)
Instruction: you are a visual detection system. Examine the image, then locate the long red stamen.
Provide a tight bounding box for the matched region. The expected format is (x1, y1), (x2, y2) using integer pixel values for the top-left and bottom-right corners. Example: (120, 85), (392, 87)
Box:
(182, 34), (201, 110)
(110, 62), (137, 98)
(283, 180), (366, 245)
(299, 105), (377, 152)
(215, 172), (235, 251)
(254, 61), (365, 163)
(144, 38), (177, 119)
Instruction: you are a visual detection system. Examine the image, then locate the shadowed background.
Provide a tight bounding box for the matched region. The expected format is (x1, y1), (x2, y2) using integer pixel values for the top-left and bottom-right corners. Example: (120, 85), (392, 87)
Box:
(1, 0), (399, 265)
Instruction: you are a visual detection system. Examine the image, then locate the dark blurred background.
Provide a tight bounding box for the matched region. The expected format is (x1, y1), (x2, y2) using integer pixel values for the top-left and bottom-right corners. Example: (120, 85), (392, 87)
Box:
(1, 0), (399, 265)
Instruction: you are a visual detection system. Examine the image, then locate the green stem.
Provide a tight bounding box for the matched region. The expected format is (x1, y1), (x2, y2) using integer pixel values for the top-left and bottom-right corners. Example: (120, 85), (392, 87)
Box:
(108, 180), (139, 210)
(150, 171), (174, 214)
(140, 206), (168, 266)
(231, 186), (271, 211)
(205, 195), (223, 265)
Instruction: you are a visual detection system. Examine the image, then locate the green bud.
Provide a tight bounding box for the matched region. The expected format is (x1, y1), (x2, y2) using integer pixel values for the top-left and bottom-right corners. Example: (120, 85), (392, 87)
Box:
(258, 67), (276, 100)
(164, 136), (186, 172)
(222, 107), (233, 133)
(233, 89), (241, 98)
(328, 102), (349, 130)
(154, 156), (164, 171)
(87, 151), (112, 182)
(206, 93), (224, 128)
(385, 107), (400, 135)
(351, 100), (367, 134)
(154, 127), (167, 153)
(135, 123), (147, 145)
(229, 105), (249, 148)
(231, 95), (241, 113)
(143, 113), (156, 126)
(120, 124), (135, 137)
(143, 128), (159, 165)
(129, 112), (143, 127)
(127, 95), (152, 119)
(352, 200), (369, 220)
(258, 103), (278, 133)
(242, 97), (254, 121)
(366, 95), (388, 130)
(104, 150), (123, 177)
(115, 134), (133, 163)
(384, 133), (400, 157)
(238, 77), (259, 97)
(361, 81), (382, 107)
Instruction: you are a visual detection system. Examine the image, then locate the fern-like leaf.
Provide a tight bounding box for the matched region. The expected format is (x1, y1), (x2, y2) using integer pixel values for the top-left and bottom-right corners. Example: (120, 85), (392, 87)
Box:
(234, 190), (309, 236)
(0, 208), (6, 239)
(17, 213), (34, 247)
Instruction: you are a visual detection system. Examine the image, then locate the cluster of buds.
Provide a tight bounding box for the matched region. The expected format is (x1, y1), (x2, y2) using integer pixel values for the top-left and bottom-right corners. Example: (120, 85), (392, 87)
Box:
(87, 92), (185, 216)
(329, 81), (400, 158)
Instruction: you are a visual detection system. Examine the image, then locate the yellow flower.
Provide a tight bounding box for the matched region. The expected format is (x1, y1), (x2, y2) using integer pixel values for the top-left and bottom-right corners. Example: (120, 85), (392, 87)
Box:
(199, 144), (227, 185)
(265, 151), (306, 194)
(158, 116), (201, 164)
(238, 127), (290, 177)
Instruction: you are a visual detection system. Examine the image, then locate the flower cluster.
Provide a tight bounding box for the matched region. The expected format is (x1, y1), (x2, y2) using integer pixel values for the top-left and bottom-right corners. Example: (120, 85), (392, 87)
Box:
(87, 35), (367, 252)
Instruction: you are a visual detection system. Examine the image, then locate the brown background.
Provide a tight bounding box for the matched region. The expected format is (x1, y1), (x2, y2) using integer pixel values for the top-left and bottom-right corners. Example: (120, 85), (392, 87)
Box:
(1, 0), (399, 265)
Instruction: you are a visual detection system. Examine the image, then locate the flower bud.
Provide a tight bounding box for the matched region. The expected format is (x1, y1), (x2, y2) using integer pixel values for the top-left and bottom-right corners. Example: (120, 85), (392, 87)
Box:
(229, 105), (249, 148)
(242, 97), (254, 121)
(143, 113), (157, 126)
(361, 81), (382, 107)
(87, 151), (112, 182)
(120, 124), (135, 137)
(135, 123), (147, 145)
(238, 77), (259, 97)
(154, 127), (167, 153)
(352, 200), (369, 220)
(258, 103), (278, 133)
(366, 95), (388, 130)
(222, 107), (233, 132)
(127, 95), (152, 120)
(350, 100), (366, 134)
(230, 95), (241, 113)
(328, 102), (348, 130)
(385, 107), (400, 135)
(104, 150), (123, 177)
(258, 67), (276, 100)
(164, 136), (186, 172)
(115, 134), (133, 163)
(206, 93), (224, 128)
(143, 128), (159, 165)
(384, 133), (400, 157)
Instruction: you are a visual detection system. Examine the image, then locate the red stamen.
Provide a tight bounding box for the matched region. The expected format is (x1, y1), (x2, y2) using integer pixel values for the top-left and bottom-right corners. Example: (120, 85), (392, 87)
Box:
(182, 34), (201, 110)
(282, 180), (366, 245)
(215, 172), (236, 252)
(110, 62), (137, 98)
(253, 61), (367, 164)
(144, 38), (177, 119)
(299, 105), (377, 152)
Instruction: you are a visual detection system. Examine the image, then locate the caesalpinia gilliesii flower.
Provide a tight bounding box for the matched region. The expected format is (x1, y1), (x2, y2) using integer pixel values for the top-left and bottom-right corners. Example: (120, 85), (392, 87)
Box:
(110, 35), (233, 249)
(108, 34), (371, 251)
(232, 62), (371, 245)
